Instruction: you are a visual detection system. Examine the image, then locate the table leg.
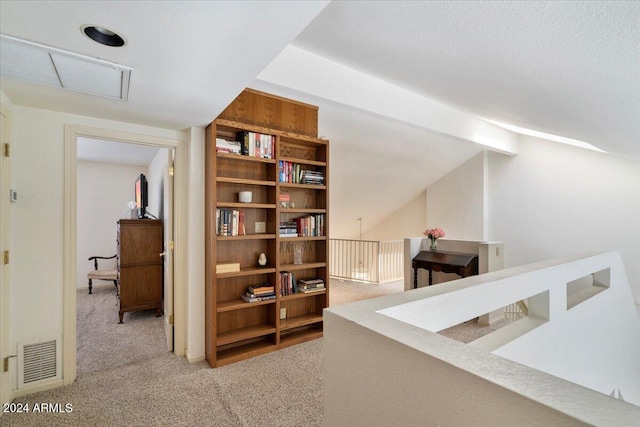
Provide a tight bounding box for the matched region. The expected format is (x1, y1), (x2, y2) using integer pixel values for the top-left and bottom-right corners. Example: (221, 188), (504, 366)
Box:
(429, 268), (433, 286)
(413, 267), (418, 289)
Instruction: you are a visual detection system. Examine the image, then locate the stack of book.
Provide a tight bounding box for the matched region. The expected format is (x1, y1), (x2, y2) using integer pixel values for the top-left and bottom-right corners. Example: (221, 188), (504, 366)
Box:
(216, 262), (240, 274)
(295, 214), (325, 237)
(236, 131), (275, 159)
(278, 161), (325, 185)
(279, 161), (300, 184)
(297, 278), (325, 293)
(300, 170), (324, 185)
(279, 220), (298, 237)
(216, 138), (241, 154)
(279, 272), (297, 296)
(216, 209), (246, 236)
(241, 284), (276, 302)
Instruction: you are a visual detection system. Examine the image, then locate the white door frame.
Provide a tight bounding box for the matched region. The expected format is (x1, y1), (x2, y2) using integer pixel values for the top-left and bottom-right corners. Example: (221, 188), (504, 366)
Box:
(63, 124), (187, 385)
(0, 104), (12, 406)
(163, 148), (175, 351)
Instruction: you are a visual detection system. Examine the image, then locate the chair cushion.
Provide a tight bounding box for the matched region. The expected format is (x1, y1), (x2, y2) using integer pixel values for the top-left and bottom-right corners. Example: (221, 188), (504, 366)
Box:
(87, 269), (117, 280)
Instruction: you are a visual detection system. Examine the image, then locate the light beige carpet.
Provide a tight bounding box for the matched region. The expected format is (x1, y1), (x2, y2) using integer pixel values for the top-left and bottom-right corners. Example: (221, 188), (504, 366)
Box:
(76, 284), (167, 377)
(1, 279), (502, 426)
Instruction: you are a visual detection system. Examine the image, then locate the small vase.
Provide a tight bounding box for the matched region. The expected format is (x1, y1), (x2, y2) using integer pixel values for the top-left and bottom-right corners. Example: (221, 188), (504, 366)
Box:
(429, 238), (438, 251)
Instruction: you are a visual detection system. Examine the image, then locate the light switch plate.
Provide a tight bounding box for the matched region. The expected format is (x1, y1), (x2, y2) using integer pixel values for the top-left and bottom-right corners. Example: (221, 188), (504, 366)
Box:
(255, 222), (266, 233)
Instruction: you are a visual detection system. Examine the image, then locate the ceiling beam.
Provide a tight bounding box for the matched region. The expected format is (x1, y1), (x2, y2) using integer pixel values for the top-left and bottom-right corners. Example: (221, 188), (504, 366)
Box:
(257, 45), (519, 155)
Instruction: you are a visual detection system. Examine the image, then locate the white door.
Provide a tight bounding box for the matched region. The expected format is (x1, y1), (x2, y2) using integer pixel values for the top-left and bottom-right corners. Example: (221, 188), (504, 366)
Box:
(0, 105), (11, 406)
(163, 149), (175, 351)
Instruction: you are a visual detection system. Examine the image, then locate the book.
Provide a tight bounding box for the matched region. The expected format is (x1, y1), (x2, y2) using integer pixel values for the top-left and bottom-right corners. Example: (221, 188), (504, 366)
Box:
(297, 287), (325, 293)
(236, 131), (275, 158)
(216, 209), (246, 236)
(279, 272), (297, 296)
(247, 284), (275, 295)
(298, 283), (324, 290)
(293, 214), (324, 237)
(216, 262), (240, 274)
(298, 278), (324, 285)
(215, 138), (242, 154)
(241, 294), (276, 303)
(245, 291), (275, 298)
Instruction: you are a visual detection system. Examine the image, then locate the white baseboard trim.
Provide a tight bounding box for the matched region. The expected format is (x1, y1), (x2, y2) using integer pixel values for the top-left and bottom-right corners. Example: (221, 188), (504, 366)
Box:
(186, 352), (205, 364)
(12, 379), (64, 399)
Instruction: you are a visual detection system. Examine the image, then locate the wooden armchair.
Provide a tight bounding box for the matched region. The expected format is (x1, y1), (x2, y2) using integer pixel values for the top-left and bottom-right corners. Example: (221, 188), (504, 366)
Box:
(87, 255), (118, 294)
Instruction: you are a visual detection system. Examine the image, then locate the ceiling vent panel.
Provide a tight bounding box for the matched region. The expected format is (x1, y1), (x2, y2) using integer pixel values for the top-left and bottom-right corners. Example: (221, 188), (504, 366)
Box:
(0, 34), (131, 101)
(51, 52), (126, 99)
(0, 37), (60, 87)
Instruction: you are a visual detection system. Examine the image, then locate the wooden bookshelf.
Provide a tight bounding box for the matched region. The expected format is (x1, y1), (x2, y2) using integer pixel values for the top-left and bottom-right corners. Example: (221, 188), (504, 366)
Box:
(205, 89), (329, 368)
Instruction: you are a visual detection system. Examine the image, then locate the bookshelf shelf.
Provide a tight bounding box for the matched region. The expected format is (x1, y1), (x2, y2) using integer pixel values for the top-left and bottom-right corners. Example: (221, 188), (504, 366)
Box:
(217, 298), (276, 312)
(216, 340), (276, 367)
(279, 262), (327, 271)
(216, 152), (276, 164)
(280, 208), (327, 214)
(278, 236), (326, 242)
(206, 88), (329, 368)
(216, 234), (276, 241)
(216, 177), (276, 187)
(216, 118), (328, 145)
(279, 183), (327, 190)
(280, 313), (323, 331)
(217, 202), (276, 209)
(217, 325), (276, 347)
(281, 291), (326, 302)
(279, 156), (326, 167)
(216, 267), (276, 279)
(279, 328), (323, 348)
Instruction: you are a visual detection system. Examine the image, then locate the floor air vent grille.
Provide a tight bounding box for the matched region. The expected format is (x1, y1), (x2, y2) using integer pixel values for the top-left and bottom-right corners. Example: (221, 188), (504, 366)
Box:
(18, 337), (61, 388)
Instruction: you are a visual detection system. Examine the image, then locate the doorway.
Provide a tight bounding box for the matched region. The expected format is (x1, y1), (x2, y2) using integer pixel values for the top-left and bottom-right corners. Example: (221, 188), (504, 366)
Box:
(63, 124), (186, 385)
(75, 137), (170, 375)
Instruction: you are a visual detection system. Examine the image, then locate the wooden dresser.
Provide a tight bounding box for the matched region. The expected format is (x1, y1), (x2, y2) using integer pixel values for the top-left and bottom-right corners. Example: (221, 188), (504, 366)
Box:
(117, 219), (163, 323)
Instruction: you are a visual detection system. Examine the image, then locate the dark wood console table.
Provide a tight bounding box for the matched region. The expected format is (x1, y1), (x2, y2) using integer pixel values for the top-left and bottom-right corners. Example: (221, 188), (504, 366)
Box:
(412, 250), (479, 289)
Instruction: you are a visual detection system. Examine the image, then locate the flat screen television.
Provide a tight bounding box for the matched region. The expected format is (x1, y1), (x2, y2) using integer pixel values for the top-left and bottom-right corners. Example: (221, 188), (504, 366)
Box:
(135, 174), (148, 219)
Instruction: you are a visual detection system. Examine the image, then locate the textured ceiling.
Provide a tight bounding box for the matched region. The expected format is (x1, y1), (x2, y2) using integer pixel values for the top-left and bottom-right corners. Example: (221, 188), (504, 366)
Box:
(0, 0), (328, 129)
(293, 1), (640, 158)
(0, 1), (638, 237)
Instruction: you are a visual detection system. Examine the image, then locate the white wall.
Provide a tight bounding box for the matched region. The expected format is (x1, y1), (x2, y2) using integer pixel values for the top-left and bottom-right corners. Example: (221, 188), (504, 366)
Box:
(426, 151), (487, 240)
(424, 137), (640, 304)
(76, 161), (147, 288)
(362, 191), (426, 241)
(488, 136), (640, 303)
(8, 102), (184, 382)
(147, 148), (169, 220)
(186, 127), (205, 362)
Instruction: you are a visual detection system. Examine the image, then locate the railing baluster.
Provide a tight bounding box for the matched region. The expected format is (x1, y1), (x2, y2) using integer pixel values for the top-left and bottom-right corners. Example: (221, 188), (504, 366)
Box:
(329, 239), (404, 285)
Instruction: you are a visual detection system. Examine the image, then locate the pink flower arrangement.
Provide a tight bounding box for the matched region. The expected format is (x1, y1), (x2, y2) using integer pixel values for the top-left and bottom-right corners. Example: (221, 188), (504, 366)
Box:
(424, 227), (445, 250)
(423, 228), (445, 240)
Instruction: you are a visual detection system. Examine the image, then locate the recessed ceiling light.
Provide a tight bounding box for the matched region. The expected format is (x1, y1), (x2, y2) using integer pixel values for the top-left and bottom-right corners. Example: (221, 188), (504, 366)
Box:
(81, 25), (126, 47)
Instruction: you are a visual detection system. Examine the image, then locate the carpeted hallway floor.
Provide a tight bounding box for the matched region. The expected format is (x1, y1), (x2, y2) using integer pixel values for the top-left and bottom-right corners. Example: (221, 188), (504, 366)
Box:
(1, 279), (500, 426)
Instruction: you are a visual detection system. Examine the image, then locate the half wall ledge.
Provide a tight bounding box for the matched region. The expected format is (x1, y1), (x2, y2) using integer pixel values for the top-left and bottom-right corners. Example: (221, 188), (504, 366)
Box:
(325, 251), (640, 426)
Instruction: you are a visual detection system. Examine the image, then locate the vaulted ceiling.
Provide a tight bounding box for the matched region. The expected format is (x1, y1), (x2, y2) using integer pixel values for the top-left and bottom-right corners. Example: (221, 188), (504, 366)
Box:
(1, 1), (638, 238)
